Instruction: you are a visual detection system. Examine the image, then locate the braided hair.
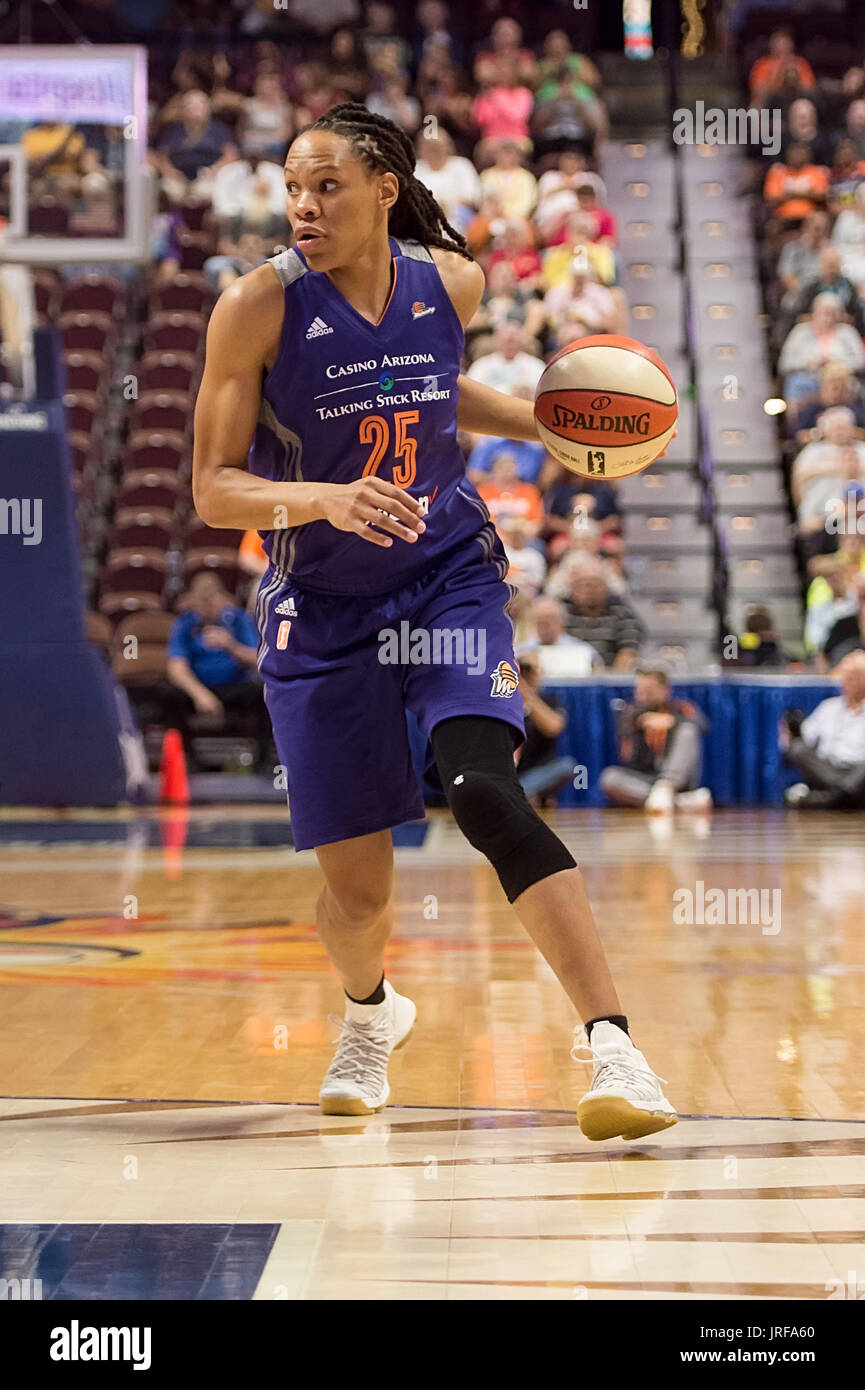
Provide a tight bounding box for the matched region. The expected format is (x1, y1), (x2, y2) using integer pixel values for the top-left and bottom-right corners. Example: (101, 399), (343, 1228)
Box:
(303, 103), (474, 261)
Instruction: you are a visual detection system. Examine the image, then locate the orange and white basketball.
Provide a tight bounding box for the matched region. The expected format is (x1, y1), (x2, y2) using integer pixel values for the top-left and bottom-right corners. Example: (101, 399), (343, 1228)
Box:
(534, 335), (678, 479)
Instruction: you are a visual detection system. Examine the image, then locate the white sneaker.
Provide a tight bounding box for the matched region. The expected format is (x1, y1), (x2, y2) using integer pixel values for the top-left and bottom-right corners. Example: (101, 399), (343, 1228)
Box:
(573, 1021), (678, 1141)
(675, 786), (713, 812)
(645, 779), (674, 814)
(318, 980), (416, 1116)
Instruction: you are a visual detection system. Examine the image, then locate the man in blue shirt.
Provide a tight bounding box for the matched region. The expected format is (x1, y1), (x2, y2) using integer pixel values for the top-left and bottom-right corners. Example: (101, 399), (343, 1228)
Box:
(467, 434), (547, 484)
(167, 572), (270, 769)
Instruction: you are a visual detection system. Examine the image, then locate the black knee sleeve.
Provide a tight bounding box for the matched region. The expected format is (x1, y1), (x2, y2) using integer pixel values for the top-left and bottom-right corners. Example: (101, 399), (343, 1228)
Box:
(431, 716), (576, 902)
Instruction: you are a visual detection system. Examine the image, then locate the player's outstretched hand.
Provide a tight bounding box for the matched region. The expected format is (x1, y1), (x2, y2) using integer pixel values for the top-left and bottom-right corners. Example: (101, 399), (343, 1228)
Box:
(322, 477), (427, 547)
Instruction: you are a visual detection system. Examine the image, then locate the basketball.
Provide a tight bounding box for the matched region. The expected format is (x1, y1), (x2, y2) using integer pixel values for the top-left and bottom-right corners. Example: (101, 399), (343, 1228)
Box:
(534, 335), (679, 479)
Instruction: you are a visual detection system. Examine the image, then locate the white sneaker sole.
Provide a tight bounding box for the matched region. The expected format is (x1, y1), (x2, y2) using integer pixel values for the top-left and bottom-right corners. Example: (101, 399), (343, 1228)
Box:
(578, 1093), (678, 1142)
(319, 1004), (417, 1116)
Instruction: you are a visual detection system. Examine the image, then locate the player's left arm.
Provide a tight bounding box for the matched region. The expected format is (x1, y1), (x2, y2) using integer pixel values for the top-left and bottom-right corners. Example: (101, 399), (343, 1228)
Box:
(432, 248), (541, 443)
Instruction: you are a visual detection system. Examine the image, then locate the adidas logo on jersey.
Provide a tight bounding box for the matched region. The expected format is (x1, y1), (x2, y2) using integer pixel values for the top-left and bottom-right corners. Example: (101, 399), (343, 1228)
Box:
(306, 316), (334, 339)
(274, 597), (297, 616)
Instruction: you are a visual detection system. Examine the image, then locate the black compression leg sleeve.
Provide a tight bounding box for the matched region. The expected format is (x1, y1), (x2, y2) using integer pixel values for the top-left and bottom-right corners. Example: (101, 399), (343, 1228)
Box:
(431, 715), (576, 903)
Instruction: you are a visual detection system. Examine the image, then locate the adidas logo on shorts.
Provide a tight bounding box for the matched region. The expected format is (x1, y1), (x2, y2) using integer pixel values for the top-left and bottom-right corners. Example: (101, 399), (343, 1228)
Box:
(274, 597), (297, 616)
(305, 316), (333, 339)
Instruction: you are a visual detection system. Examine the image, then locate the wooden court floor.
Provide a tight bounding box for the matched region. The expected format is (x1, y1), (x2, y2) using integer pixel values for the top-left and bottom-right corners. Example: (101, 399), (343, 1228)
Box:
(1, 805), (864, 1300)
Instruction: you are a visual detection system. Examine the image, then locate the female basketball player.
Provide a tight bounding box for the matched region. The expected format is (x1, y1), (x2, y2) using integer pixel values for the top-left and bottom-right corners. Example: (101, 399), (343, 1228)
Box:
(192, 105), (676, 1141)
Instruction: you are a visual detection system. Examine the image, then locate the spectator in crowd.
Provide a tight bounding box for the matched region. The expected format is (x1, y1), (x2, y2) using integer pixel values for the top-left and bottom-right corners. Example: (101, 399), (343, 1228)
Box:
(530, 69), (603, 160)
(327, 28), (370, 100)
(418, 62), (476, 158)
(600, 668), (711, 813)
(792, 406), (865, 544)
(777, 209), (830, 310)
(203, 230), (270, 292)
(827, 138), (865, 212)
(562, 559), (644, 669)
(166, 572), (271, 770)
(414, 130), (481, 233)
(468, 259), (546, 347)
(476, 450), (543, 532)
(238, 70), (294, 160)
(831, 179), (865, 288)
(473, 16), (537, 90)
(471, 56), (534, 156)
(821, 572), (865, 668)
(360, 1), (411, 76)
(413, 0), (463, 71)
(541, 210), (616, 286)
(286, 0), (362, 37)
(514, 650), (576, 806)
(23, 121), (90, 199)
(536, 29), (602, 97)
(521, 596), (603, 677)
(749, 27), (816, 103)
(367, 73), (421, 133)
(786, 244), (865, 337)
(542, 468), (622, 548)
(466, 321), (545, 396)
(845, 98), (865, 161)
(574, 180), (617, 247)
(479, 141), (538, 219)
(778, 294), (865, 410)
(211, 155), (287, 239)
(543, 263), (618, 345)
(805, 555), (858, 655)
(782, 651), (865, 807)
(501, 516), (546, 597)
(796, 362), (865, 440)
(483, 217), (542, 290)
(724, 604), (789, 669)
(784, 97), (833, 167)
(763, 143), (829, 236)
(467, 428), (546, 485)
(153, 89), (238, 203)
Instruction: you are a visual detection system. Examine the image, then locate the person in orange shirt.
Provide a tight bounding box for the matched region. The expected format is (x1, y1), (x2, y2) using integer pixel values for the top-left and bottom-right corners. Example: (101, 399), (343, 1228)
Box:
(477, 450), (543, 534)
(764, 143), (829, 229)
(749, 27), (816, 102)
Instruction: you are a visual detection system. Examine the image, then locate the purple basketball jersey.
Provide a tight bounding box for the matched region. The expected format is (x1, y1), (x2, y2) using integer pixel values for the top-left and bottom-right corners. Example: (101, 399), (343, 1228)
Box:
(248, 237), (489, 596)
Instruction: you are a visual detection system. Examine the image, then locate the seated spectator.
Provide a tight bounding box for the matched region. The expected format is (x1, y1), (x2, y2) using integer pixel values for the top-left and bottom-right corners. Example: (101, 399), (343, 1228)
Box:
(536, 29), (602, 97)
(414, 0), (464, 71)
(724, 604), (789, 669)
(845, 98), (865, 161)
(562, 559), (643, 669)
(468, 260), (546, 346)
(574, 181), (617, 247)
(239, 70), (294, 161)
(484, 217), (542, 290)
(501, 516), (546, 597)
(792, 406), (865, 544)
(166, 572), (271, 770)
(477, 451), (543, 531)
(466, 322), (546, 396)
(211, 156), (288, 239)
(541, 210), (616, 286)
(415, 130), (481, 233)
(782, 651), (865, 808)
(153, 90), (238, 204)
(831, 180), (865, 288)
(514, 651), (576, 806)
(796, 363), (865, 441)
(467, 430), (546, 485)
(418, 62), (476, 158)
(600, 668), (711, 812)
(471, 57), (533, 156)
(360, 1), (411, 76)
(749, 27), (816, 103)
(530, 70), (603, 161)
(479, 141), (538, 219)
(777, 210), (830, 310)
(543, 466), (621, 544)
(327, 28), (370, 99)
(520, 595), (602, 677)
(204, 231), (270, 292)
(787, 245), (865, 338)
(805, 555), (858, 655)
(367, 73), (421, 133)
(473, 16), (537, 90)
(763, 143), (829, 233)
(821, 572), (865, 668)
(779, 294), (865, 410)
(785, 97), (833, 168)
(828, 139), (865, 212)
(543, 265), (618, 346)
(22, 121), (88, 190)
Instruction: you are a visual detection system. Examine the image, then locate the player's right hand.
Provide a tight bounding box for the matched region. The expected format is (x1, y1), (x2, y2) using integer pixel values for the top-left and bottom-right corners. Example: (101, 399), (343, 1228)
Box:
(322, 478), (427, 547)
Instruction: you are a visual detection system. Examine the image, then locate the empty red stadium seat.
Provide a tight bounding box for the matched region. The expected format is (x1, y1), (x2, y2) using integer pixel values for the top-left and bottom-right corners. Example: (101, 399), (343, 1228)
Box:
(141, 313), (206, 355)
(60, 274), (126, 318)
(58, 311), (115, 354)
(129, 391), (192, 435)
(64, 351), (107, 394)
(136, 351), (199, 394)
(149, 274), (212, 317)
(125, 430), (187, 474)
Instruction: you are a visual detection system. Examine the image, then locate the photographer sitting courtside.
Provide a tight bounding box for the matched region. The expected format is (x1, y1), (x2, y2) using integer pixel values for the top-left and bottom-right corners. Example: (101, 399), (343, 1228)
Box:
(600, 668), (711, 813)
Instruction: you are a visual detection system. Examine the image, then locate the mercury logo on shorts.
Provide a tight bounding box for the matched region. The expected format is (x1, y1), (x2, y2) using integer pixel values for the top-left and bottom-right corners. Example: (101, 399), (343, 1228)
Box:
(490, 660), (519, 698)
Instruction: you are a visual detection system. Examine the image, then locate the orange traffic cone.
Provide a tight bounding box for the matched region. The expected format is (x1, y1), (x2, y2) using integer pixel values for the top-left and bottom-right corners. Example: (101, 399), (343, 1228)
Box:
(158, 729), (189, 805)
